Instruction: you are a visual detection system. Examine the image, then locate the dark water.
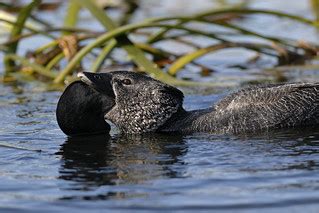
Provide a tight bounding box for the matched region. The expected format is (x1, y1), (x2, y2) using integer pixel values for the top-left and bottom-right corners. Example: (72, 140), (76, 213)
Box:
(1, 84), (319, 212)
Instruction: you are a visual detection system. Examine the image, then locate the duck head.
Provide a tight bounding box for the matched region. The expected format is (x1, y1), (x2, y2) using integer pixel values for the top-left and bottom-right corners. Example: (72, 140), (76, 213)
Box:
(56, 77), (115, 136)
(79, 71), (184, 134)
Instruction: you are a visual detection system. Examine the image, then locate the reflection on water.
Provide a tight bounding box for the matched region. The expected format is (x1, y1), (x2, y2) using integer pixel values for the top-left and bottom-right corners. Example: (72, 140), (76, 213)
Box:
(50, 128), (319, 209)
(57, 134), (187, 199)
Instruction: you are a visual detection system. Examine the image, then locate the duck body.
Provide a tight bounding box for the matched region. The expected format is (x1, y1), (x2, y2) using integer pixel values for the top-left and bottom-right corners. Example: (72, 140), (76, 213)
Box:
(160, 83), (319, 134)
(58, 71), (319, 135)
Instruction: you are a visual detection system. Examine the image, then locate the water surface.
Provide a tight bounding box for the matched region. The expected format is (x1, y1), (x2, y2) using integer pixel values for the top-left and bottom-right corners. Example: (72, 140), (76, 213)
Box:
(0, 84), (319, 212)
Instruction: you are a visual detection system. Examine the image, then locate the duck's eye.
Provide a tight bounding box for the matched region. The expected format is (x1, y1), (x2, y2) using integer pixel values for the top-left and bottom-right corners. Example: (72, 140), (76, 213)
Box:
(122, 79), (132, 85)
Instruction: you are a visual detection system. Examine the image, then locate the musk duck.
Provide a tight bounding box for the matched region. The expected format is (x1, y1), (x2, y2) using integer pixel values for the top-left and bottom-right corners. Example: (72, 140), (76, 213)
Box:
(57, 71), (319, 135)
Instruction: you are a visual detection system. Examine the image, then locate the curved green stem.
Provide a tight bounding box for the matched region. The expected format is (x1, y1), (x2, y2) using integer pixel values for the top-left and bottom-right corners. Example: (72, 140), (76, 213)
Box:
(2, 27), (96, 46)
(169, 43), (236, 75)
(6, 54), (57, 79)
(90, 40), (117, 73)
(145, 8), (316, 26)
(4, 0), (42, 74)
(63, 1), (81, 36)
(146, 8), (317, 43)
(53, 22), (221, 84)
(54, 19), (313, 84)
(46, 52), (64, 70)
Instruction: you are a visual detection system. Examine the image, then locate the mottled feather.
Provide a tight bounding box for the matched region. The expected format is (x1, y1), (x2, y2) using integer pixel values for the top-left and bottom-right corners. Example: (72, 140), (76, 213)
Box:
(209, 83), (319, 133)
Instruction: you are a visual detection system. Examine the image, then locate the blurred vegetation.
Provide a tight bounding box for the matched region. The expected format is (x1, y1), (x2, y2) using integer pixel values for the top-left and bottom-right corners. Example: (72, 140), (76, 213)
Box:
(0, 0), (318, 86)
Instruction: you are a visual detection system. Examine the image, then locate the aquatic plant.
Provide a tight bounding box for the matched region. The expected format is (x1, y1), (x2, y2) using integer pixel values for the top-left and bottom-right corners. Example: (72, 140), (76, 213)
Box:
(0, 0), (318, 86)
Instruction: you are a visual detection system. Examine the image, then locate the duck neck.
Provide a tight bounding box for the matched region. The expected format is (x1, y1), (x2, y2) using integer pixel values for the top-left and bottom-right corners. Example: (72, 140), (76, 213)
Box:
(158, 107), (216, 133)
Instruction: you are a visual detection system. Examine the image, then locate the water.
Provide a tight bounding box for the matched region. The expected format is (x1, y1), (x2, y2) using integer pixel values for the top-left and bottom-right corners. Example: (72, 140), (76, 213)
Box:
(1, 0), (319, 212)
(0, 83), (319, 212)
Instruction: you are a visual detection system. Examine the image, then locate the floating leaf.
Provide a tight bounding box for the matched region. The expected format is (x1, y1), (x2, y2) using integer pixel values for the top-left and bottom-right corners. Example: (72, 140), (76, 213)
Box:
(90, 40), (117, 73)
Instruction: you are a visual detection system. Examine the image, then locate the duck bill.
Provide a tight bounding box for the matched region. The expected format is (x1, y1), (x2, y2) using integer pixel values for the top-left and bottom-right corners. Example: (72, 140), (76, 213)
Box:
(78, 72), (115, 98)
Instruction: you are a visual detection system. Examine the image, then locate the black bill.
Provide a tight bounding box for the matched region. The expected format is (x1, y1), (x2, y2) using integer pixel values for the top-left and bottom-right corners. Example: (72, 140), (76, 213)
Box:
(77, 72), (115, 98)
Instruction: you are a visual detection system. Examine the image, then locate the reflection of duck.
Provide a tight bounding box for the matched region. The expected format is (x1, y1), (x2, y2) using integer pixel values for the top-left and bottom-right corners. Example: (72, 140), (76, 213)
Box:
(73, 71), (319, 134)
(57, 134), (186, 193)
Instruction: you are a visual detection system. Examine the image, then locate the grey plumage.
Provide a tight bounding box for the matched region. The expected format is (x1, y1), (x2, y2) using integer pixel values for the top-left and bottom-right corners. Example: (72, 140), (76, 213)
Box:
(79, 71), (319, 134)
(104, 72), (183, 133)
(164, 83), (319, 134)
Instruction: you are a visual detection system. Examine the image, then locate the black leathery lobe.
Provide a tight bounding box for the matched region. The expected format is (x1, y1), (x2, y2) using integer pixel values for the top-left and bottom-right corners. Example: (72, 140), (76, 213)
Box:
(56, 81), (114, 136)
